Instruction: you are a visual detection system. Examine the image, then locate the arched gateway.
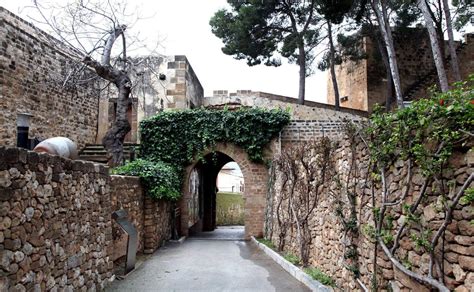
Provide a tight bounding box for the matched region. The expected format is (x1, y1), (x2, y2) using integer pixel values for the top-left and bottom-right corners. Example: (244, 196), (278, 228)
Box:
(179, 143), (268, 239)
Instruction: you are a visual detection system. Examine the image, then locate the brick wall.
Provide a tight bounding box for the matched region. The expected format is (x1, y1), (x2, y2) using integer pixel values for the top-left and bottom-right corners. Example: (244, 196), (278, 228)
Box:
(0, 7), (100, 149)
(0, 147), (113, 291)
(109, 175), (171, 258)
(180, 143), (268, 239)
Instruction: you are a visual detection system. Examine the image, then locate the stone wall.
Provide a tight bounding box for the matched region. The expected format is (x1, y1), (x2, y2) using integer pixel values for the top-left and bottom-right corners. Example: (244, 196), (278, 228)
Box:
(327, 29), (474, 112)
(109, 175), (171, 259)
(0, 147), (113, 291)
(203, 90), (366, 121)
(0, 7), (100, 149)
(166, 55), (204, 109)
(407, 33), (474, 101)
(96, 55), (204, 143)
(266, 134), (474, 291)
(0, 147), (173, 290)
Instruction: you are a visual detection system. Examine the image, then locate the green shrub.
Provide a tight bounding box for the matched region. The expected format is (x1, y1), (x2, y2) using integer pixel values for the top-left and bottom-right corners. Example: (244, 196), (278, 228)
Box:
(283, 253), (301, 266)
(256, 238), (276, 250)
(304, 267), (336, 287)
(112, 159), (181, 201)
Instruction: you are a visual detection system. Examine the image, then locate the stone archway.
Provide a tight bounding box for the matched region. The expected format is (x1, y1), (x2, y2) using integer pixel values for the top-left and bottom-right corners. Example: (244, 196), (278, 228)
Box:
(179, 143), (268, 239)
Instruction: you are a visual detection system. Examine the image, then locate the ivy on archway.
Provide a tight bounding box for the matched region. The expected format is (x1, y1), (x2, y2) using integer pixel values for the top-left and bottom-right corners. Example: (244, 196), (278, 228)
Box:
(115, 107), (290, 201)
(140, 107), (290, 165)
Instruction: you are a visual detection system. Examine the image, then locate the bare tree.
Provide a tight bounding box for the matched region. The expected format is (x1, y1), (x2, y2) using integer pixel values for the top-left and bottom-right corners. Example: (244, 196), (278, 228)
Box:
(31, 0), (157, 166)
(418, 0), (449, 92)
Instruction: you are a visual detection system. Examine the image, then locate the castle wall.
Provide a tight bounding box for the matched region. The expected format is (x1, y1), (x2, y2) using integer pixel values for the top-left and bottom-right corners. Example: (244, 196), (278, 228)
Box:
(0, 7), (100, 149)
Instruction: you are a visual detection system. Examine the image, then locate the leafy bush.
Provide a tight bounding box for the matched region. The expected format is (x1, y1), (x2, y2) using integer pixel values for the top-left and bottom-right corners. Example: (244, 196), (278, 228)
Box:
(112, 159), (181, 201)
(367, 76), (474, 175)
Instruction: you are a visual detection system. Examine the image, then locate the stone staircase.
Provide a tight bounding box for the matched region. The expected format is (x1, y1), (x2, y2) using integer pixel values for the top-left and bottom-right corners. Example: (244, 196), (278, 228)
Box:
(403, 41), (468, 101)
(78, 143), (139, 164)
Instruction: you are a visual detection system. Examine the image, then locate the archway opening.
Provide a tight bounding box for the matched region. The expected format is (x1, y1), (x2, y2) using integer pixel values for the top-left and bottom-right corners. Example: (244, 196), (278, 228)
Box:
(186, 151), (245, 236)
(216, 162), (244, 227)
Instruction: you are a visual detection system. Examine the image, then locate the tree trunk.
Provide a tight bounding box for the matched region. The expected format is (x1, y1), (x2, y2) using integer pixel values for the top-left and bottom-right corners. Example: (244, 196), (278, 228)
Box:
(328, 22), (340, 111)
(102, 74), (132, 166)
(375, 33), (394, 111)
(442, 0), (461, 81)
(372, 0), (404, 108)
(418, 0), (449, 92)
(298, 44), (306, 105)
(84, 26), (131, 166)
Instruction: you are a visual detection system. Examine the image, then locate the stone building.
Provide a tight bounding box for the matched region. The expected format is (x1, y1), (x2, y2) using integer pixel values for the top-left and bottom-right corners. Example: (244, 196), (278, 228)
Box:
(0, 7), (203, 149)
(96, 55), (203, 144)
(327, 28), (474, 112)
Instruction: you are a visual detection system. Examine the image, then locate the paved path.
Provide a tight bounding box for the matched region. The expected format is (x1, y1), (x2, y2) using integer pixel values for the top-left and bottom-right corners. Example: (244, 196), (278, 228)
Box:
(107, 227), (309, 292)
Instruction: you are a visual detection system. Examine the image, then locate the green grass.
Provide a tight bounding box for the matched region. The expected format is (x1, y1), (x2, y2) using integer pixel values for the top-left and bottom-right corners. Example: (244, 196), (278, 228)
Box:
(256, 238), (276, 250)
(304, 267), (336, 287)
(216, 192), (244, 225)
(283, 253), (301, 266)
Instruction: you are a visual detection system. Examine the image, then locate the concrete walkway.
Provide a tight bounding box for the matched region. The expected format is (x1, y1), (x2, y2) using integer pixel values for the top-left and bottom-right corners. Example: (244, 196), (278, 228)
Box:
(107, 227), (309, 292)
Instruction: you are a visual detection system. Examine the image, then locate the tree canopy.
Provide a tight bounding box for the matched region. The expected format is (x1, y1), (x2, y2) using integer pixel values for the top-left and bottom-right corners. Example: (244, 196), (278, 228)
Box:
(210, 0), (321, 104)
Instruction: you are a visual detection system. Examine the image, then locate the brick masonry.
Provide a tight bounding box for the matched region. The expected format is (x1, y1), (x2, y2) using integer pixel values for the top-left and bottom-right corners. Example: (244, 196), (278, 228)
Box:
(0, 8), (100, 149)
(180, 143), (268, 239)
(109, 175), (171, 258)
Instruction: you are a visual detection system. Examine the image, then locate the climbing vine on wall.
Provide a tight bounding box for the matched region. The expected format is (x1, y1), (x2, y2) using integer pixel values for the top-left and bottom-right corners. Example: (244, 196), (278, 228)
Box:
(266, 76), (473, 291)
(116, 108), (290, 201)
(360, 76), (474, 291)
(140, 108), (290, 165)
(273, 138), (335, 267)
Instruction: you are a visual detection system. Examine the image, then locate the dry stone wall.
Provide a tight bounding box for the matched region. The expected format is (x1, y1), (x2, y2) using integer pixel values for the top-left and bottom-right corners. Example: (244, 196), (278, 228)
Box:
(0, 147), (173, 291)
(0, 147), (113, 291)
(0, 8), (100, 149)
(266, 134), (474, 291)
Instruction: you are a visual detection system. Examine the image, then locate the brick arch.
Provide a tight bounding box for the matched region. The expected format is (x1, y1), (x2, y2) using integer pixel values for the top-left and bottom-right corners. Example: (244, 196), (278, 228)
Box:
(179, 143), (268, 239)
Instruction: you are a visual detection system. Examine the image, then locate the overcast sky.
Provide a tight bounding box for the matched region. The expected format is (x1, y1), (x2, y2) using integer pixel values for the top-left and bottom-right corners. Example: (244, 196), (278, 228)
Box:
(1, 0), (328, 103)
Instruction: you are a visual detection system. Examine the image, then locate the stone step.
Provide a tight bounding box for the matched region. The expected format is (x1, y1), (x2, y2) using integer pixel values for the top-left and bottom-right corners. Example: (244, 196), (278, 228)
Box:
(78, 144), (139, 163)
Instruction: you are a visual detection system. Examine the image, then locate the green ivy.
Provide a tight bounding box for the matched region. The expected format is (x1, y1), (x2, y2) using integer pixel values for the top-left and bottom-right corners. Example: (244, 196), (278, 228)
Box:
(129, 108), (289, 201)
(112, 159), (181, 201)
(140, 107), (291, 165)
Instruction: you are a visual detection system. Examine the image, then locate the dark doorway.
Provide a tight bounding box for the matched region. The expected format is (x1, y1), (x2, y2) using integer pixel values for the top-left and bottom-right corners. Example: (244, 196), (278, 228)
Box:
(188, 152), (236, 233)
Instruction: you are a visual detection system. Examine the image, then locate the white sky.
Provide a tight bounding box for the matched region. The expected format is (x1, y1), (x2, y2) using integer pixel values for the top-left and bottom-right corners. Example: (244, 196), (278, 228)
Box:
(0, 0), (328, 103)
